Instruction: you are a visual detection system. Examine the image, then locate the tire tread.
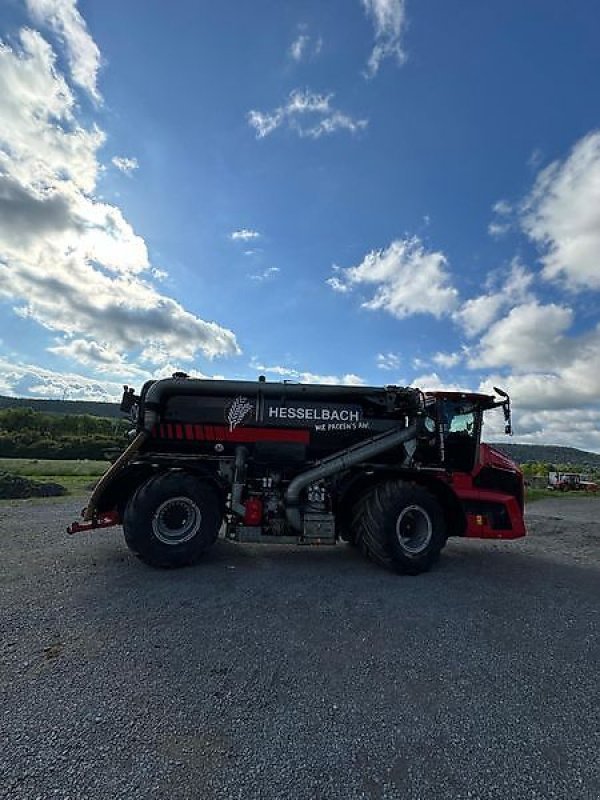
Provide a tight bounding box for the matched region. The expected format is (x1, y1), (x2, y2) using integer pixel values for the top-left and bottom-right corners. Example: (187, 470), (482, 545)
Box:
(353, 480), (446, 574)
(123, 472), (221, 568)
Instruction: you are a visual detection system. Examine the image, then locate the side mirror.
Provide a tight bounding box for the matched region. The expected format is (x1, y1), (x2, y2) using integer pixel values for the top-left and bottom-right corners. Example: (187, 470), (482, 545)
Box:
(493, 386), (512, 435)
(120, 386), (137, 413)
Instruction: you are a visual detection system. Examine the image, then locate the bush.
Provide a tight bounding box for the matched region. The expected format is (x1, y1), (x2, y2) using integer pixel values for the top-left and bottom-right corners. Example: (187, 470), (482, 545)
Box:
(0, 408), (129, 459)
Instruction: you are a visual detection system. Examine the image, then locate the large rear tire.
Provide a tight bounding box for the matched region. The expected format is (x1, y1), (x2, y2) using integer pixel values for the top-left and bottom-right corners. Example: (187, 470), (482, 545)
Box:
(123, 472), (222, 568)
(354, 481), (446, 575)
(338, 486), (372, 546)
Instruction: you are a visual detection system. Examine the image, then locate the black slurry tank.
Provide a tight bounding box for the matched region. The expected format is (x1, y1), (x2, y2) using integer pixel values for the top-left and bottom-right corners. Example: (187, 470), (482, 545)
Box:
(133, 375), (423, 463)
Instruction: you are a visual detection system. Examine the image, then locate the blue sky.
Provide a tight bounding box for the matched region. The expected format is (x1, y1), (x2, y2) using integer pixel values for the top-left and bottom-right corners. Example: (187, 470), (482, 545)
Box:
(1, 0), (600, 449)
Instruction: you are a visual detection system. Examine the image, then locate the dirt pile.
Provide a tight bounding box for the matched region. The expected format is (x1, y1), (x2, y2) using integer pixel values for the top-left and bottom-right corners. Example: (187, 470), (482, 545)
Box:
(0, 472), (67, 499)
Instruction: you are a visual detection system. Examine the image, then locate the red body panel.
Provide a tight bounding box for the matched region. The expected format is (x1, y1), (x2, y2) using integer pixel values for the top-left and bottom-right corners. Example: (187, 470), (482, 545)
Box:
(152, 424), (310, 445)
(457, 489), (526, 539)
(479, 442), (520, 472)
(448, 443), (526, 540)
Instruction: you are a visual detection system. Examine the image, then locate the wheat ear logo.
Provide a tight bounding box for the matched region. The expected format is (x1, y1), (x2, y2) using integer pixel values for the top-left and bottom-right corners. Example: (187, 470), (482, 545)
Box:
(226, 396), (254, 431)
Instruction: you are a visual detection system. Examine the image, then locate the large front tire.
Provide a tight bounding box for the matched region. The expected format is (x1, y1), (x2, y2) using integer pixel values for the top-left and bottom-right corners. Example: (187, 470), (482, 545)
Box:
(123, 472), (222, 568)
(355, 481), (446, 575)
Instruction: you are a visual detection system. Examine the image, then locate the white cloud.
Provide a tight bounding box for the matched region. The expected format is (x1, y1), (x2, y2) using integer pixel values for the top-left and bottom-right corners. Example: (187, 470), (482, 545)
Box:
(0, 355), (123, 401)
(0, 29), (104, 193)
(454, 261), (534, 337)
(49, 337), (123, 365)
(112, 156), (139, 175)
(522, 130), (600, 290)
(0, 175), (75, 248)
(26, 0), (102, 101)
(327, 236), (458, 319)
(0, 251), (240, 361)
(476, 309), (600, 409)
(0, 354), (221, 401)
(527, 148), (543, 171)
(0, 26), (241, 372)
(432, 351), (462, 368)
(478, 386), (600, 451)
(151, 267), (168, 281)
(487, 200), (514, 237)
(289, 31), (322, 62)
(470, 306), (600, 448)
(469, 302), (574, 371)
(326, 273), (351, 293)
(481, 364), (600, 412)
(493, 200), (512, 216)
(148, 364), (221, 382)
(361, 0), (407, 77)
(250, 267), (280, 281)
(376, 352), (400, 370)
(500, 408), (600, 451)
(251, 361), (365, 386)
(230, 228), (260, 241)
(248, 89), (368, 139)
(73, 194), (149, 274)
(455, 294), (504, 338)
(488, 221), (510, 238)
(290, 33), (309, 61)
(47, 337), (146, 378)
(410, 372), (472, 393)
(464, 129), (600, 448)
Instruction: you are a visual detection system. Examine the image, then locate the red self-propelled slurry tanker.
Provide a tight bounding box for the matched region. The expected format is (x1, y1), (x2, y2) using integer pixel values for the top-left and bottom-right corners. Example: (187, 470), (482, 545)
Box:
(69, 375), (525, 575)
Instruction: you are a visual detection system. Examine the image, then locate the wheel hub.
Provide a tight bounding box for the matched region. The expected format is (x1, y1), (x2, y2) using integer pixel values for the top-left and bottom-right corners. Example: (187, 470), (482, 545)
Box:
(152, 497), (202, 545)
(395, 505), (433, 554)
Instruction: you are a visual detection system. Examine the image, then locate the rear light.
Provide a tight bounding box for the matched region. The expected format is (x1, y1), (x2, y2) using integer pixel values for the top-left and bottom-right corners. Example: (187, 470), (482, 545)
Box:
(244, 497), (263, 526)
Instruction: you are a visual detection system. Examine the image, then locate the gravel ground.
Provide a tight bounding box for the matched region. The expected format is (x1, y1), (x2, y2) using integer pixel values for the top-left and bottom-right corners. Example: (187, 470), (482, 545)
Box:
(1, 497), (599, 800)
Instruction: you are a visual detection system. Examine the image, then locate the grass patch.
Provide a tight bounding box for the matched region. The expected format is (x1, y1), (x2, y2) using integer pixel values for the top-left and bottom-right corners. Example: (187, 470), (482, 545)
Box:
(0, 458), (108, 477)
(0, 458), (108, 499)
(41, 475), (98, 495)
(526, 487), (599, 503)
(526, 488), (558, 503)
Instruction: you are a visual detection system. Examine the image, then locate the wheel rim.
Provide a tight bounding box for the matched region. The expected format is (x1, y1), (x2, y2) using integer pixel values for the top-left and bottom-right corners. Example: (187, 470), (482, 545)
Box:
(152, 497), (202, 545)
(395, 505), (433, 555)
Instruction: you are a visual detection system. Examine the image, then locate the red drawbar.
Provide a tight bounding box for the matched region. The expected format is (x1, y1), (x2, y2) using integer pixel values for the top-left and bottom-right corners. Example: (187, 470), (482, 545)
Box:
(152, 423), (310, 445)
(67, 510), (120, 535)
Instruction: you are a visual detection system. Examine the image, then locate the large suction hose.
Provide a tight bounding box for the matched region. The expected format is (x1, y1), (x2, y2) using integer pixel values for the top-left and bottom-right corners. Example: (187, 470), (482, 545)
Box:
(284, 421), (420, 532)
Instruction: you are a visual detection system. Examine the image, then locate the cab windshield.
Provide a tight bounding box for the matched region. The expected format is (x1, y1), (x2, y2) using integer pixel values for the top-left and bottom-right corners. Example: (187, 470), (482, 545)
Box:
(448, 409), (476, 435)
(441, 401), (480, 470)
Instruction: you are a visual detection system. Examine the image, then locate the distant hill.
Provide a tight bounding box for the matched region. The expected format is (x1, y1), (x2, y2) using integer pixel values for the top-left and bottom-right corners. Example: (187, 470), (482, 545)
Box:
(489, 442), (600, 468)
(0, 395), (121, 419)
